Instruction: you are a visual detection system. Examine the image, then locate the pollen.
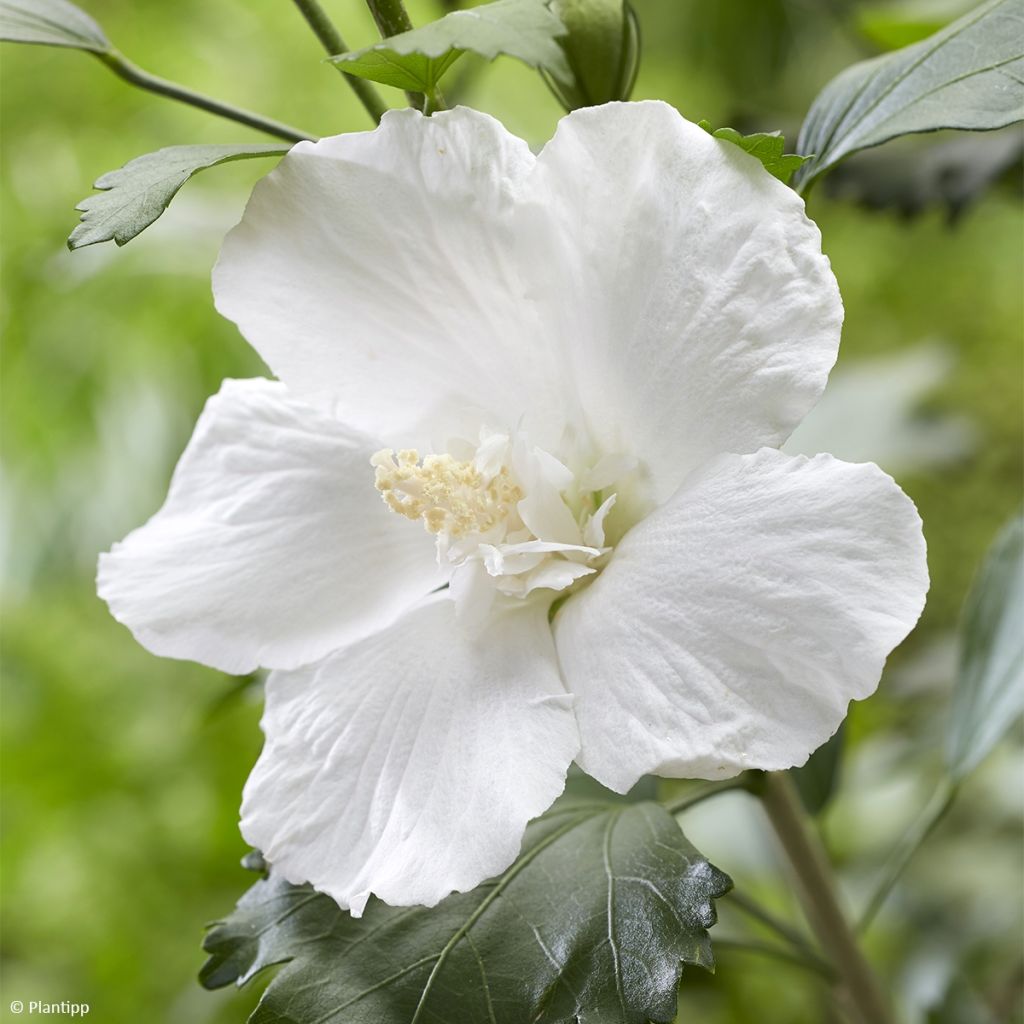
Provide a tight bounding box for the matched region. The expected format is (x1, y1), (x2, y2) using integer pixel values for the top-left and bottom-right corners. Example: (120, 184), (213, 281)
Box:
(371, 448), (522, 537)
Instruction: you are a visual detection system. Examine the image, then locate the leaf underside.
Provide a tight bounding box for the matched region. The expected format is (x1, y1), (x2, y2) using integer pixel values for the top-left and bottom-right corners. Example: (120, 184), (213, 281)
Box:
(331, 0), (571, 94)
(201, 799), (732, 1024)
(795, 0), (1024, 186)
(69, 144), (289, 250)
(0, 0), (108, 52)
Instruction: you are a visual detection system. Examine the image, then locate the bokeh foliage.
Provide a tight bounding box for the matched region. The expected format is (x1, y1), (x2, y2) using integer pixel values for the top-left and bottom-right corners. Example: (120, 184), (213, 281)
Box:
(1, 1), (1021, 1022)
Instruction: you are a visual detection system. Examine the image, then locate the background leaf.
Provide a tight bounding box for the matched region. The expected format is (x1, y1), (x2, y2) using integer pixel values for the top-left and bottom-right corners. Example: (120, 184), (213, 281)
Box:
(331, 0), (570, 95)
(819, 126), (1023, 221)
(855, 0), (977, 51)
(795, 0), (1024, 187)
(946, 514), (1024, 779)
(698, 122), (809, 183)
(792, 726), (846, 815)
(202, 800), (731, 1024)
(0, 0), (108, 53)
(68, 144), (289, 250)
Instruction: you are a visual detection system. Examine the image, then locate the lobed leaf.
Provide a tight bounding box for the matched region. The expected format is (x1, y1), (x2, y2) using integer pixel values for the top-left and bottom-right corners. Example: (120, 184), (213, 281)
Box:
(202, 799), (731, 1024)
(795, 0), (1024, 187)
(946, 514), (1024, 780)
(698, 122), (810, 184)
(0, 0), (108, 53)
(330, 0), (570, 96)
(69, 144), (289, 250)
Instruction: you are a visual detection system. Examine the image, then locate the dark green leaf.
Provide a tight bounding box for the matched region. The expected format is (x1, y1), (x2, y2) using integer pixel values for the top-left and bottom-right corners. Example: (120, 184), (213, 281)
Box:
(795, 0), (1024, 187)
(330, 0), (570, 96)
(563, 764), (660, 803)
(946, 514), (1024, 779)
(202, 800), (731, 1023)
(544, 0), (640, 110)
(0, 0), (108, 53)
(68, 144), (289, 250)
(791, 725), (845, 815)
(697, 121), (810, 184)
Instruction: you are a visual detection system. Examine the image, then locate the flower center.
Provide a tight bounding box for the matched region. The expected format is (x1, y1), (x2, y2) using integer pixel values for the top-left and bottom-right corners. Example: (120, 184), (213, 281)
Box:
(371, 432), (635, 613)
(371, 449), (521, 538)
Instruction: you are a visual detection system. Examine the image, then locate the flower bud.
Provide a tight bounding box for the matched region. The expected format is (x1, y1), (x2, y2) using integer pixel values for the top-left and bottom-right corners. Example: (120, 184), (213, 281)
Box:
(545, 0), (641, 110)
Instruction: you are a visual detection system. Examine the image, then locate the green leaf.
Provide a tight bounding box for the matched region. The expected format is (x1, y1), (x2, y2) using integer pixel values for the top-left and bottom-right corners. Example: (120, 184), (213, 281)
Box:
(202, 800), (731, 1023)
(791, 725), (845, 815)
(68, 144), (289, 250)
(0, 0), (108, 53)
(544, 0), (640, 110)
(795, 0), (1024, 187)
(946, 514), (1024, 780)
(697, 121), (810, 184)
(330, 0), (571, 96)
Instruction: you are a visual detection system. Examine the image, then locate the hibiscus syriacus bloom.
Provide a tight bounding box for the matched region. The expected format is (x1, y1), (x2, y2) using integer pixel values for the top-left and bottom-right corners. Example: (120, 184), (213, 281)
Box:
(99, 102), (928, 915)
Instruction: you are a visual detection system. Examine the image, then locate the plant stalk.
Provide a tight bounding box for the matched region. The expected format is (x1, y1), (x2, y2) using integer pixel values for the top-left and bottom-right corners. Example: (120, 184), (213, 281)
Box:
(727, 889), (819, 960)
(290, 0), (388, 123)
(364, 0), (424, 109)
(663, 777), (749, 815)
(858, 777), (959, 932)
(714, 938), (836, 980)
(97, 51), (315, 143)
(758, 772), (893, 1024)
(365, 0), (415, 36)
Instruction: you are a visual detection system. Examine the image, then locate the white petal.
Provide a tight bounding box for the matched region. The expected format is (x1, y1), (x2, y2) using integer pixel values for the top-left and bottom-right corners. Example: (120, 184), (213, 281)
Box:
(449, 559), (495, 627)
(555, 449), (928, 790)
(579, 454), (637, 493)
(98, 379), (441, 674)
(513, 447), (583, 545)
(522, 101), (844, 501)
(517, 560), (595, 597)
(213, 108), (564, 447)
(241, 594), (578, 914)
(583, 493), (617, 548)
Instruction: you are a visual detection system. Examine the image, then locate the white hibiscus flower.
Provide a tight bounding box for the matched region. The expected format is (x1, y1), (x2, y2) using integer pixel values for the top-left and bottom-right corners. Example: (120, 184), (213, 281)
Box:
(98, 101), (928, 915)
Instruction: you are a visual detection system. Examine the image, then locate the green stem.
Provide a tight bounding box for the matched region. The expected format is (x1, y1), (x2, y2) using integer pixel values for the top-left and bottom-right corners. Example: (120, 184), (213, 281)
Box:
(290, 0), (388, 123)
(422, 85), (448, 115)
(663, 777), (750, 815)
(97, 50), (315, 143)
(714, 939), (836, 981)
(364, 0), (424, 109)
(365, 0), (415, 36)
(858, 778), (959, 933)
(758, 772), (893, 1024)
(727, 890), (819, 959)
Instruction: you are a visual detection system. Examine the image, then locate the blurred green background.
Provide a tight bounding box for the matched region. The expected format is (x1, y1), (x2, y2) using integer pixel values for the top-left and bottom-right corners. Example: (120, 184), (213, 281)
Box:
(1, 1), (1021, 1021)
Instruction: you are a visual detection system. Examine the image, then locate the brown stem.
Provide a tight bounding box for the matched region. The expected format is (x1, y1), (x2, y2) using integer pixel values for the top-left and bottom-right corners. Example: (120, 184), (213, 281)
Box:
(758, 772), (893, 1024)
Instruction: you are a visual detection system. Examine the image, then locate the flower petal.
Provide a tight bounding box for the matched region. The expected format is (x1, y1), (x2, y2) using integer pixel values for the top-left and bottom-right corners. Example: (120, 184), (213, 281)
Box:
(523, 101), (844, 500)
(555, 449), (928, 790)
(98, 378), (440, 674)
(213, 108), (564, 447)
(240, 594), (578, 914)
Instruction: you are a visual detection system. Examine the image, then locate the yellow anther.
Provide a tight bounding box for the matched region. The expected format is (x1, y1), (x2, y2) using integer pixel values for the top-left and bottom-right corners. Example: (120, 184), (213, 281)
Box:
(371, 448), (522, 537)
